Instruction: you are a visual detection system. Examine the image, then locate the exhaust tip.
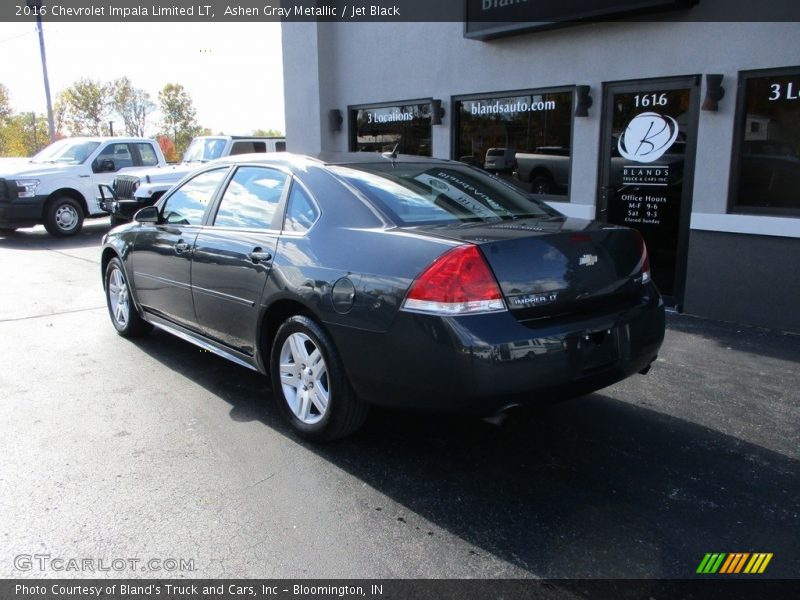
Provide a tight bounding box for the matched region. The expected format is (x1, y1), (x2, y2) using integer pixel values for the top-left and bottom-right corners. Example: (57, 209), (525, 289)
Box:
(639, 355), (658, 375)
(482, 403), (523, 426)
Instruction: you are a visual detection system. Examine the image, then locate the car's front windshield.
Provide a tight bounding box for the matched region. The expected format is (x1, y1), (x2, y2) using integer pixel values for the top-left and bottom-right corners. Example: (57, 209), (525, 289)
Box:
(182, 138), (226, 163)
(31, 140), (100, 164)
(332, 162), (559, 226)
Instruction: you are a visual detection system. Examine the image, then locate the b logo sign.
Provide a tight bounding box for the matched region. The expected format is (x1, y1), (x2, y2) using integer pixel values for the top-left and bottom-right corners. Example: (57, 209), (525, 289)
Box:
(618, 112), (679, 163)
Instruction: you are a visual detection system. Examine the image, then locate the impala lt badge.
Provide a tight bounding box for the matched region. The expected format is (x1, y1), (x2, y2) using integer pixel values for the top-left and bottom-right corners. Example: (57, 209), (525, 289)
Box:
(580, 254), (599, 266)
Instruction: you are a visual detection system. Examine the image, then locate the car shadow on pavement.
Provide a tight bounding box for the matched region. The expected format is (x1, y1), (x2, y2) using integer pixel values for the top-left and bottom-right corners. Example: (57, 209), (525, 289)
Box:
(130, 327), (800, 579)
(0, 220), (111, 250)
(666, 311), (800, 363)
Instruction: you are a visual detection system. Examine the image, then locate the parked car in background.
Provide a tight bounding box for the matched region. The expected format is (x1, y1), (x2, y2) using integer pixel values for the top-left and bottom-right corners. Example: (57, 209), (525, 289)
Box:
(0, 137), (166, 236)
(515, 146), (571, 195)
(101, 153), (664, 441)
(101, 135), (286, 225)
(459, 155), (483, 169)
(484, 147), (517, 173)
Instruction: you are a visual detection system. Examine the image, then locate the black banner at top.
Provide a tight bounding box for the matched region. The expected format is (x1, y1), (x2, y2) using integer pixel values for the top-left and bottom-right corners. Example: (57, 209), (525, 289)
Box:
(465, 0), (698, 39)
(2, 579), (800, 600)
(0, 0), (799, 23)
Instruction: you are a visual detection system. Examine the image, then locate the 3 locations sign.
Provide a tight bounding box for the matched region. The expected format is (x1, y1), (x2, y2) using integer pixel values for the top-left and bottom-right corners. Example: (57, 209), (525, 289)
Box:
(351, 103), (432, 156)
(464, 0), (699, 40)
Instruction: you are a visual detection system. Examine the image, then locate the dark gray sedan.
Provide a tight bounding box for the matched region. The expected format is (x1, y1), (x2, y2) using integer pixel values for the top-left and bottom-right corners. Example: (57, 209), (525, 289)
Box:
(101, 153), (664, 440)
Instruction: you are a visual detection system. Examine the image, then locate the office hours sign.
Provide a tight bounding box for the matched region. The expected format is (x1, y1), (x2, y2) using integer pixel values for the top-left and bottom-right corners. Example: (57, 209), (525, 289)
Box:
(601, 82), (697, 300)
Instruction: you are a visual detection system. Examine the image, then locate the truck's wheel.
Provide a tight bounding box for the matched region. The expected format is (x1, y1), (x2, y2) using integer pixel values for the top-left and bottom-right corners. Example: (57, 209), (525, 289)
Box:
(530, 175), (553, 195)
(44, 196), (84, 237)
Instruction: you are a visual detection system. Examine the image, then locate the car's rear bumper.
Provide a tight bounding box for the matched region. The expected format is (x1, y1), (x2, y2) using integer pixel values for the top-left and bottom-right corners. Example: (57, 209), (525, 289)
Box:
(0, 196), (46, 228)
(332, 284), (665, 414)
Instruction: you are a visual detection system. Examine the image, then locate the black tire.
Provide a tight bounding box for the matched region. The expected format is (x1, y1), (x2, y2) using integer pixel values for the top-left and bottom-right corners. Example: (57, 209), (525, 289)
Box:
(270, 315), (368, 441)
(530, 175), (553, 195)
(104, 257), (152, 338)
(44, 196), (84, 237)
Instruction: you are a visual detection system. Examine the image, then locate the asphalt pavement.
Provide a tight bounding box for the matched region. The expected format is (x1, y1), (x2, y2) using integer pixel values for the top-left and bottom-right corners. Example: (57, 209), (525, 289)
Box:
(0, 220), (798, 580)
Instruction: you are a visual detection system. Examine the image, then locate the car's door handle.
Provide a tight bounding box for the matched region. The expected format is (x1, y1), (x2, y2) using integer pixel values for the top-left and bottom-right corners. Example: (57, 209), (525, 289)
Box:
(175, 241), (190, 253)
(248, 250), (272, 264)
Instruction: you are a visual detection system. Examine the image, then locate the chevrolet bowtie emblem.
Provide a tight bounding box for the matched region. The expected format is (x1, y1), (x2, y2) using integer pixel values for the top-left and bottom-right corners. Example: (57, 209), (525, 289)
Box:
(579, 254), (598, 266)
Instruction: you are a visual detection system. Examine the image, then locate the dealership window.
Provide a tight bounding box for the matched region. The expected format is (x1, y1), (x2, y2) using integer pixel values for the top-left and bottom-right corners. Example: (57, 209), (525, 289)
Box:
(350, 102), (432, 156)
(731, 67), (800, 216)
(455, 88), (574, 198)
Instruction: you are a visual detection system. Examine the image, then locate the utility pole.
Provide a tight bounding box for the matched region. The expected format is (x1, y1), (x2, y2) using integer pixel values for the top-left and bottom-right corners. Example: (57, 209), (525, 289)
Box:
(27, 0), (55, 143)
(31, 112), (38, 150)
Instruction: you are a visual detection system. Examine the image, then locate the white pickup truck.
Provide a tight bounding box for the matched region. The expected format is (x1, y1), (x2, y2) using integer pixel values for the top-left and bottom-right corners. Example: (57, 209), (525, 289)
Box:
(103, 135), (286, 224)
(0, 137), (167, 236)
(514, 146), (571, 195)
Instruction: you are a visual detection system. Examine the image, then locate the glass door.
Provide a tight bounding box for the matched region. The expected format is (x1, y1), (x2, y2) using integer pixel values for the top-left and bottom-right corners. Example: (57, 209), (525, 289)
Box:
(598, 77), (700, 307)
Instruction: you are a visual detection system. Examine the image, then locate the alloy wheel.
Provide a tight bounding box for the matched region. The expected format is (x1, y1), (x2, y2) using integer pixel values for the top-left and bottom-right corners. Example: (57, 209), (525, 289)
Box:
(108, 267), (130, 327)
(279, 332), (330, 425)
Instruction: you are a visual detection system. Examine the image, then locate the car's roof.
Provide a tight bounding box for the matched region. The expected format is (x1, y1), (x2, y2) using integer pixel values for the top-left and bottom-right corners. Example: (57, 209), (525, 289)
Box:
(60, 136), (157, 143)
(195, 135), (285, 141)
(215, 151), (458, 169)
(315, 152), (455, 166)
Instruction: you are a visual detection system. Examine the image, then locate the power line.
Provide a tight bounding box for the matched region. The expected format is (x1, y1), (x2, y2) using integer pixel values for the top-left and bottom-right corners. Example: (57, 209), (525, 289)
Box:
(0, 29), (36, 45)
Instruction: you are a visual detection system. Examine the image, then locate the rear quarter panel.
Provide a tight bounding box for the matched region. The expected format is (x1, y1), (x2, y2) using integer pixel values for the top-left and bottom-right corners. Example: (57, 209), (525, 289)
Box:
(267, 165), (460, 334)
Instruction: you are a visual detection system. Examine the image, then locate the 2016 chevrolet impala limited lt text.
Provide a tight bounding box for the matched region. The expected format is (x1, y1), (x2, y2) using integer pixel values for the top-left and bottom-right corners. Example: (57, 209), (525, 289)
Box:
(101, 153), (665, 440)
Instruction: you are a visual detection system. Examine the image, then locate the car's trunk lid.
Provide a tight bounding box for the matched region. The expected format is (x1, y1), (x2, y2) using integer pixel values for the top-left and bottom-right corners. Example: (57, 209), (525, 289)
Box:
(409, 217), (647, 319)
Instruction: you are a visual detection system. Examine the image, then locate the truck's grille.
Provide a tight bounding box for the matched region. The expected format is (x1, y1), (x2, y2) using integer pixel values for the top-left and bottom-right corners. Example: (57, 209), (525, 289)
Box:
(113, 175), (140, 200)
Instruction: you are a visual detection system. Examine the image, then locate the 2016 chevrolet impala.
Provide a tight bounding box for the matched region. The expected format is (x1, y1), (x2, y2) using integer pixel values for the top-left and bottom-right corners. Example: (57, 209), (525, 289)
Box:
(101, 153), (665, 440)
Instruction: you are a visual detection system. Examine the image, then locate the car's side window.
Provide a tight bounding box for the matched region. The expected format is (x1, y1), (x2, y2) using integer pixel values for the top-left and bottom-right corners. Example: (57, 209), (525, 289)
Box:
(213, 166), (288, 229)
(162, 168), (228, 226)
(135, 143), (159, 166)
(283, 181), (320, 233)
(95, 143), (134, 171)
(230, 141), (267, 155)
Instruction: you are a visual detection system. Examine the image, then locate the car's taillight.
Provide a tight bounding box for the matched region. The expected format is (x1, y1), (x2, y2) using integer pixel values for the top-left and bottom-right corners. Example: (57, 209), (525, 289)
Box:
(636, 232), (651, 284)
(402, 245), (506, 315)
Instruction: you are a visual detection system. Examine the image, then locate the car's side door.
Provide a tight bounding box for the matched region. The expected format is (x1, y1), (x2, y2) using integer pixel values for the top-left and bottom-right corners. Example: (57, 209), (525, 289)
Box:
(89, 142), (137, 213)
(191, 165), (290, 354)
(132, 167), (229, 330)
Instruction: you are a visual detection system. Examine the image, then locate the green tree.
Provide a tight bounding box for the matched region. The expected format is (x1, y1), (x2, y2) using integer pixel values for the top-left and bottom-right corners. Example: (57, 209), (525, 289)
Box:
(158, 83), (200, 156)
(0, 113), (50, 157)
(0, 83), (12, 125)
(57, 78), (111, 136)
(252, 128), (284, 137)
(111, 77), (154, 137)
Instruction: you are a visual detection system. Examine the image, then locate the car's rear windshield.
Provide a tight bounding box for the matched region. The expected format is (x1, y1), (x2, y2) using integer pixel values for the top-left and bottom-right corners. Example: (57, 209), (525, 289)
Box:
(331, 163), (558, 225)
(486, 149), (506, 156)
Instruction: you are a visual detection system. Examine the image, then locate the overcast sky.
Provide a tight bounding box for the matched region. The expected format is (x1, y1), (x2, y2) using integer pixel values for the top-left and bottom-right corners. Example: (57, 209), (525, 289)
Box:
(0, 21), (286, 136)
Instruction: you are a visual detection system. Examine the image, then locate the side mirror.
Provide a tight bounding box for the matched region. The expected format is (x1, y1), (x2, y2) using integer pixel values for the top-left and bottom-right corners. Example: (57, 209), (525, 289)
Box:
(98, 183), (116, 202)
(94, 158), (115, 173)
(134, 206), (160, 224)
